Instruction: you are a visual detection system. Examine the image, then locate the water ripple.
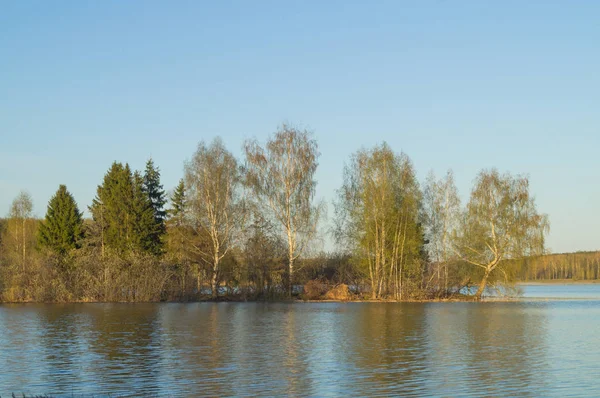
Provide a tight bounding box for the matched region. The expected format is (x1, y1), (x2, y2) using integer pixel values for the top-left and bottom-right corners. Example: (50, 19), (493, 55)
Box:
(0, 295), (599, 396)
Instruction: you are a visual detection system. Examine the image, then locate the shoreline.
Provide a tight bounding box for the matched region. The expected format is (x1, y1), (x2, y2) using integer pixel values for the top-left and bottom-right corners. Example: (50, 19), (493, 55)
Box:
(2, 282), (599, 304)
(1, 297), (595, 304)
(0, 296), (502, 305)
(517, 279), (600, 285)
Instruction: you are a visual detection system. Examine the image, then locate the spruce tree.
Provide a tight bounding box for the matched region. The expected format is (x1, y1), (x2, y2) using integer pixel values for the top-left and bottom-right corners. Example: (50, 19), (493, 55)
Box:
(132, 170), (157, 253)
(90, 162), (131, 253)
(143, 158), (167, 253)
(169, 179), (186, 226)
(165, 179), (189, 283)
(90, 161), (162, 255)
(38, 185), (84, 255)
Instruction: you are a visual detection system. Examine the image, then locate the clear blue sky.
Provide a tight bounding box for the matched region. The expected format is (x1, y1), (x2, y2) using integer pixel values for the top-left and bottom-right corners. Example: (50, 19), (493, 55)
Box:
(1, 0), (599, 254)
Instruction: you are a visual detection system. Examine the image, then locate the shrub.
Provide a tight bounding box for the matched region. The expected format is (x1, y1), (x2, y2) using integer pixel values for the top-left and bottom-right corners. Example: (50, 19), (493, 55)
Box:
(324, 284), (351, 301)
(302, 279), (328, 300)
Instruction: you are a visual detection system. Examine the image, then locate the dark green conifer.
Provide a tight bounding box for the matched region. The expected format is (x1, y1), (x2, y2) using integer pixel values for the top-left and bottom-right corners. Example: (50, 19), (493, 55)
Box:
(90, 162), (129, 253)
(165, 179), (189, 280)
(38, 185), (84, 255)
(169, 179), (186, 226)
(90, 161), (165, 255)
(132, 170), (157, 253)
(142, 158), (167, 253)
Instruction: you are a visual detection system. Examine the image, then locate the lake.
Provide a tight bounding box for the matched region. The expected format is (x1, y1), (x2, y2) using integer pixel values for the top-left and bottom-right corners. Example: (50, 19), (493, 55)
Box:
(1, 284), (600, 397)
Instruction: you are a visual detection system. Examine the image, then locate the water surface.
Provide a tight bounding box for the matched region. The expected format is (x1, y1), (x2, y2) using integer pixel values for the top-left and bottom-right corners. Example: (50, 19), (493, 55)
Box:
(0, 284), (599, 396)
(521, 283), (600, 299)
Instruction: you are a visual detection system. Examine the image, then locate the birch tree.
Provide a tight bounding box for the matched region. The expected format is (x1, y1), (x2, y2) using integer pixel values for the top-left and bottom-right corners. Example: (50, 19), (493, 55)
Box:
(423, 170), (460, 294)
(453, 169), (549, 299)
(335, 143), (423, 299)
(7, 191), (34, 272)
(244, 125), (322, 297)
(185, 138), (245, 298)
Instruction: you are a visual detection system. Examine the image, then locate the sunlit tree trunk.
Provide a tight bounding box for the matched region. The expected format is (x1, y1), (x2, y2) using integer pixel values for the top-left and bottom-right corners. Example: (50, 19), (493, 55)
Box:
(475, 269), (491, 300)
(22, 218), (26, 273)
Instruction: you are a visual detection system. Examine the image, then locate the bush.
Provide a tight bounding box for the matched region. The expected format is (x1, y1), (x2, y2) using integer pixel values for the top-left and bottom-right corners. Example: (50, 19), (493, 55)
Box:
(302, 279), (328, 300)
(324, 284), (351, 301)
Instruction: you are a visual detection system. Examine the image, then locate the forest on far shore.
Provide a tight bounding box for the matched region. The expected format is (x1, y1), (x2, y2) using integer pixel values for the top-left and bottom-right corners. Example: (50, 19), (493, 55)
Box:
(517, 251), (600, 282)
(0, 125), (560, 303)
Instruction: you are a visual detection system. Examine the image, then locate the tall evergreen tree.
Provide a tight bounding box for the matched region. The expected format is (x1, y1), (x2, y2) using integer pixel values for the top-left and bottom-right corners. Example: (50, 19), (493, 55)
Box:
(143, 158), (167, 253)
(90, 162), (156, 254)
(38, 185), (84, 255)
(168, 179), (186, 226)
(165, 179), (190, 289)
(90, 162), (131, 253)
(132, 170), (157, 253)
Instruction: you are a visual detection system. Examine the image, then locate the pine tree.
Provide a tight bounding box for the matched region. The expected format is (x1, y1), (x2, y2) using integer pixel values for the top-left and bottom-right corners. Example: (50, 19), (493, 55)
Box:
(38, 185), (84, 255)
(143, 158), (167, 253)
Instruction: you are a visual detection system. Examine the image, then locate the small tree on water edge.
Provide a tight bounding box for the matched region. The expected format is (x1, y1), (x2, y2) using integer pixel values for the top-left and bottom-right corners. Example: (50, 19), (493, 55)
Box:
(452, 169), (549, 299)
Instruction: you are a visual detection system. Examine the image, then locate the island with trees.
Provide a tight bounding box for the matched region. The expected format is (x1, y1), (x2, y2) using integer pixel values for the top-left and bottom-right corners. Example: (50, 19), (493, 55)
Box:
(0, 125), (570, 303)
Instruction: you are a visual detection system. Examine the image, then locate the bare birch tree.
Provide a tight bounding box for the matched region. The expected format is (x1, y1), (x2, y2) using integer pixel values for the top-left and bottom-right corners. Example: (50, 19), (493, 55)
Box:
(7, 191), (34, 273)
(185, 138), (245, 299)
(423, 170), (461, 294)
(244, 125), (322, 297)
(453, 169), (549, 299)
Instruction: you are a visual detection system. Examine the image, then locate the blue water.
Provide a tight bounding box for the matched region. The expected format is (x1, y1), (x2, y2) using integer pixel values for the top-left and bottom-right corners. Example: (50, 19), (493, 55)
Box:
(0, 284), (599, 396)
(521, 283), (600, 299)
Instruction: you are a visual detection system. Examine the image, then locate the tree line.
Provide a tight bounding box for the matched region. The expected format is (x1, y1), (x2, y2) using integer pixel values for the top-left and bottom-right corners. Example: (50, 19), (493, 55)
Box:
(0, 125), (551, 302)
(515, 251), (600, 281)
